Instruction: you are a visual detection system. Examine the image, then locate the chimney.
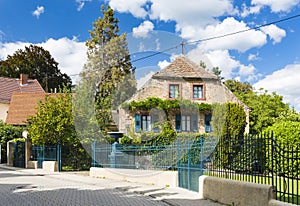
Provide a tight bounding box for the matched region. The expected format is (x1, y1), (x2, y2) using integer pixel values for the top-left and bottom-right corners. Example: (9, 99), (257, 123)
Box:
(20, 74), (28, 85)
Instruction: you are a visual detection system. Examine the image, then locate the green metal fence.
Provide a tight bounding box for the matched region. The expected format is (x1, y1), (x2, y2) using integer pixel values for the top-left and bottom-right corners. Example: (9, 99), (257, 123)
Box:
(92, 134), (300, 204)
(31, 144), (61, 171)
(92, 137), (209, 191)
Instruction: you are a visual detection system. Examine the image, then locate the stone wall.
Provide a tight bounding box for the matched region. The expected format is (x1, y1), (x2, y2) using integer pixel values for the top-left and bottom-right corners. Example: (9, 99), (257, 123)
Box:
(119, 76), (249, 134)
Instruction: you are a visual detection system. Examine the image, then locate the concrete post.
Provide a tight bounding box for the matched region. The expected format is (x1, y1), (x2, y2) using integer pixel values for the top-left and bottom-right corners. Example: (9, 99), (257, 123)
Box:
(25, 139), (32, 168)
(7, 141), (14, 166)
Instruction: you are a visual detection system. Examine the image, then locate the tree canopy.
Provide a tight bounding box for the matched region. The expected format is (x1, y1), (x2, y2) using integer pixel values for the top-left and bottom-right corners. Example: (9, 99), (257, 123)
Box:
(28, 91), (75, 145)
(0, 44), (72, 92)
(224, 79), (290, 134)
(79, 5), (136, 132)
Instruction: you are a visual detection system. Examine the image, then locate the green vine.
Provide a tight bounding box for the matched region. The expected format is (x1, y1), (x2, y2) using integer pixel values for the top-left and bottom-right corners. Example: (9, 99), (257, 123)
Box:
(122, 97), (212, 113)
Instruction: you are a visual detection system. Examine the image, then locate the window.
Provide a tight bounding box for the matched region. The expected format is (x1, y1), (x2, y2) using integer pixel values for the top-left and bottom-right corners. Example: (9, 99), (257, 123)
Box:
(205, 114), (212, 133)
(181, 115), (191, 132)
(141, 115), (151, 132)
(175, 114), (198, 132)
(169, 84), (179, 98)
(193, 85), (203, 99)
(135, 114), (159, 132)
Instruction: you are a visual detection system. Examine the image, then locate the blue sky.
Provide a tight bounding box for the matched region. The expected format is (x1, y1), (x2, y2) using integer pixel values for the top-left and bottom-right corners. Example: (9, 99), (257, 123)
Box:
(1, 0), (300, 110)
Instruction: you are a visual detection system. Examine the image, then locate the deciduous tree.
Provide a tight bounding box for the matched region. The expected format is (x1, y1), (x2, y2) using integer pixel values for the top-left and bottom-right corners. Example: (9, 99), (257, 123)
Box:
(0, 44), (71, 92)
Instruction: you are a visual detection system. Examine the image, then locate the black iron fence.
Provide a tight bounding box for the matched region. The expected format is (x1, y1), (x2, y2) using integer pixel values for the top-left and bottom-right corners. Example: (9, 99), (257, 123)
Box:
(207, 134), (300, 205)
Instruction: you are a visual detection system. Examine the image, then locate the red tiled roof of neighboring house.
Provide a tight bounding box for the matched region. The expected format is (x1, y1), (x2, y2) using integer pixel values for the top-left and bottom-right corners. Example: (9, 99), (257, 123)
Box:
(152, 55), (218, 80)
(0, 75), (44, 104)
(5, 92), (57, 125)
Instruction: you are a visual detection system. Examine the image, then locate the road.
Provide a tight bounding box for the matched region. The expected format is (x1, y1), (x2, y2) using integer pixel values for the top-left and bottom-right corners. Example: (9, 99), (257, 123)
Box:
(0, 165), (225, 206)
(0, 166), (169, 206)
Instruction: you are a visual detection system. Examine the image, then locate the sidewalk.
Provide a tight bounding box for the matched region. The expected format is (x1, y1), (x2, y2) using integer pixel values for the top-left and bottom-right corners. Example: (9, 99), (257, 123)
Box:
(0, 164), (225, 206)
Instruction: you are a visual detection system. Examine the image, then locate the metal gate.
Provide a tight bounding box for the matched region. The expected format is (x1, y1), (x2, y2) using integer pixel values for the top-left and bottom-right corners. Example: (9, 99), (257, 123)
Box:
(31, 145), (61, 171)
(13, 141), (25, 168)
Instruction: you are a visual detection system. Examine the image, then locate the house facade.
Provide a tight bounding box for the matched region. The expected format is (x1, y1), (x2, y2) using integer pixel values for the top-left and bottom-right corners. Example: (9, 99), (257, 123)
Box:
(118, 56), (249, 135)
(0, 74), (44, 123)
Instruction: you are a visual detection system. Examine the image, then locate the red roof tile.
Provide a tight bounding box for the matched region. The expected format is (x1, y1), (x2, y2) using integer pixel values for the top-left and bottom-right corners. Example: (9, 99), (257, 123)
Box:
(0, 76), (44, 104)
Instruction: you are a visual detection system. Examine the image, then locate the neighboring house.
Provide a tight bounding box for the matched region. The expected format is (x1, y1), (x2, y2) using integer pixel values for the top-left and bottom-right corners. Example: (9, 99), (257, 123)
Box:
(0, 74), (44, 123)
(6, 93), (46, 125)
(118, 56), (249, 134)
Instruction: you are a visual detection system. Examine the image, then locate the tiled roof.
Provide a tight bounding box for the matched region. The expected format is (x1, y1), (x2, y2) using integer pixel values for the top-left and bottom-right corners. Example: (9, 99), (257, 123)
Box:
(0, 76), (44, 104)
(5, 93), (57, 125)
(152, 56), (218, 80)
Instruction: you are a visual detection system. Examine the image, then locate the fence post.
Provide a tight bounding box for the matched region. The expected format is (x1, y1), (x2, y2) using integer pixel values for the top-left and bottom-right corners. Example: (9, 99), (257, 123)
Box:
(177, 139), (181, 187)
(200, 135), (203, 176)
(92, 139), (96, 167)
(57, 143), (62, 172)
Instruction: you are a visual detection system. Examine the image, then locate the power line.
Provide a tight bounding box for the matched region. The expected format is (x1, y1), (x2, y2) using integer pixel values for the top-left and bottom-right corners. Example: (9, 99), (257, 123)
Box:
(187, 13), (300, 45)
(68, 13), (300, 77)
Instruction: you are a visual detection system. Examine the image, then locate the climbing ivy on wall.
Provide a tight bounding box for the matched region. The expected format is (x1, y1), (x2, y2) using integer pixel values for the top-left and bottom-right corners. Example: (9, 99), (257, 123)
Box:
(122, 97), (212, 114)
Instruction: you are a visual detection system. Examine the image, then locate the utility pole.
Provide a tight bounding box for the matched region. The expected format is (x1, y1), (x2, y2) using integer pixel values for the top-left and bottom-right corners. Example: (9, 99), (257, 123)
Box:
(180, 41), (185, 55)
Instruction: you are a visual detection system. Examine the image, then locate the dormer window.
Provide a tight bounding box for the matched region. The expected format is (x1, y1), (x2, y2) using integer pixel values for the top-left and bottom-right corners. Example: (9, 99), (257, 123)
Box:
(169, 84), (179, 98)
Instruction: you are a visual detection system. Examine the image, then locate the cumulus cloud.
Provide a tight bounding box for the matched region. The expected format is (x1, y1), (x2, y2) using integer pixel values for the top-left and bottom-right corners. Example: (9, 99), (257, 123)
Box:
(187, 49), (259, 81)
(260, 24), (286, 44)
(0, 38), (87, 82)
(240, 3), (261, 17)
(109, 0), (148, 18)
(251, 0), (300, 13)
(248, 53), (260, 61)
(150, 0), (235, 27)
(158, 60), (170, 69)
(254, 64), (300, 110)
(32, 6), (45, 19)
(194, 17), (267, 52)
(132, 21), (154, 38)
(0, 41), (30, 60)
(137, 71), (155, 90)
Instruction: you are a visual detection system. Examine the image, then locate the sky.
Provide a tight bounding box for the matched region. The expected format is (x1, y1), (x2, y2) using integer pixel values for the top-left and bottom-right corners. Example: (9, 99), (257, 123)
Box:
(0, 0), (300, 110)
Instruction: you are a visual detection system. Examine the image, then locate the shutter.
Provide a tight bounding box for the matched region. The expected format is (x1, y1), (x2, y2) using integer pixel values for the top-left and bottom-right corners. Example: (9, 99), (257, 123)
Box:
(205, 114), (212, 132)
(135, 114), (141, 133)
(192, 114), (198, 132)
(153, 114), (159, 133)
(175, 114), (181, 132)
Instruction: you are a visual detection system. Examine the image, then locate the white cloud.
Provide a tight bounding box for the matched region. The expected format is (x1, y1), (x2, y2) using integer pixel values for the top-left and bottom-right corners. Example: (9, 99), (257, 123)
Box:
(241, 3), (261, 17)
(0, 38), (87, 83)
(109, 0), (148, 18)
(150, 0), (236, 28)
(32, 6), (45, 19)
(137, 71), (155, 90)
(158, 60), (170, 69)
(254, 64), (300, 111)
(132, 21), (154, 38)
(248, 53), (260, 61)
(194, 17), (267, 52)
(251, 0), (300, 13)
(260, 24), (286, 44)
(0, 41), (30, 60)
(187, 49), (259, 81)
(76, 0), (91, 11)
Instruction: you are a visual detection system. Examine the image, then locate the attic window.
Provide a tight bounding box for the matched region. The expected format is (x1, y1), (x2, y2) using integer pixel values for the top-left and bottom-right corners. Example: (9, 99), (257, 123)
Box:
(193, 84), (205, 99)
(169, 84), (179, 99)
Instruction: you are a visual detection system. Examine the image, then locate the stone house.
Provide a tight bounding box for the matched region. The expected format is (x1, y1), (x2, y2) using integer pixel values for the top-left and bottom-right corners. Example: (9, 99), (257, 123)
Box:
(0, 74), (44, 123)
(118, 56), (249, 135)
